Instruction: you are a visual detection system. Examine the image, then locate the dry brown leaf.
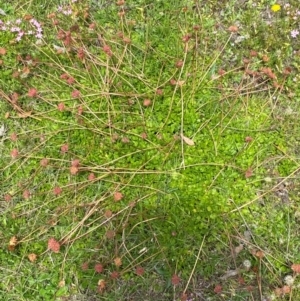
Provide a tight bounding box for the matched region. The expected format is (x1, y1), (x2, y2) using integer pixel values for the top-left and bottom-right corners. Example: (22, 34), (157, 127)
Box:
(0, 47), (6, 55)
(234, 244), (244, 255)
(20, 66), (30, 79)
(255, 250), (264, 259)
(58, 280), (65, 287)
(106, 230), (115, 239)
(220, 269), (239, 280)
(104, 210), (113, 218)
(28, 253), (37, 262)
(97, 279), (106, 293)
(180, 134), (195, 146)
(8, 236), (18, 251)
(18, 111), (32, 118)
(114, 257), (122, 267)
(70, 166), (79, 175)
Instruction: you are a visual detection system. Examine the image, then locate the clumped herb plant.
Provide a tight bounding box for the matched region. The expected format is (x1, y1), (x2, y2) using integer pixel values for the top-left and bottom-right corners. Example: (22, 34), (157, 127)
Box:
(1, 1), (300, 300)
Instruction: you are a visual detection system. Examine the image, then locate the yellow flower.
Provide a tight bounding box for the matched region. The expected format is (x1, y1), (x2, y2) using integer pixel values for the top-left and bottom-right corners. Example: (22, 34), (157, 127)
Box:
(271, 4), (281, 12)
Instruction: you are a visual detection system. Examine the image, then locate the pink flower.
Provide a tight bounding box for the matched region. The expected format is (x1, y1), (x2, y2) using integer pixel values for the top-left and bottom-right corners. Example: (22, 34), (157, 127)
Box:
(28, 88), (38, 98)
(60, 73), (68, 79)
(103, 45), (112, 56)
(63, 9), (72, 16)
(53, 186), (62, 195)
(23, 189), (31, 199)
(291, 29), (299, 38)
(48, 238), (60, 253)
(61, 144), (69, 153)
(88, 173), (95, 181)
(114, 192), (124, 202)
(71, 159), (80, 167)
(57, 102), (65, 111)
(10, 27), (20, 32)
(94, 263), (103, 273)
(4, 194), (12, 202)
(11, 148), (19, 158)
(40, 158), (49, 167)
(81, 262), (89, 270)
(71, 89), (80, 98)
(67, 76), (75, 85)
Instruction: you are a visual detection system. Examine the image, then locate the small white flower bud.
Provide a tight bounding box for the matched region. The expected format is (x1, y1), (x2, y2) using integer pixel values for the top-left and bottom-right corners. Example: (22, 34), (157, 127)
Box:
(243, 260), (252, 269)
(284, 275), (294, 286)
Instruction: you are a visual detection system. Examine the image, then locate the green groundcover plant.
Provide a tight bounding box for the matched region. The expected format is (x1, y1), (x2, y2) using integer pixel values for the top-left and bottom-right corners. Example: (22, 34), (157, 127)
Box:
(1, 0), (300, 300)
